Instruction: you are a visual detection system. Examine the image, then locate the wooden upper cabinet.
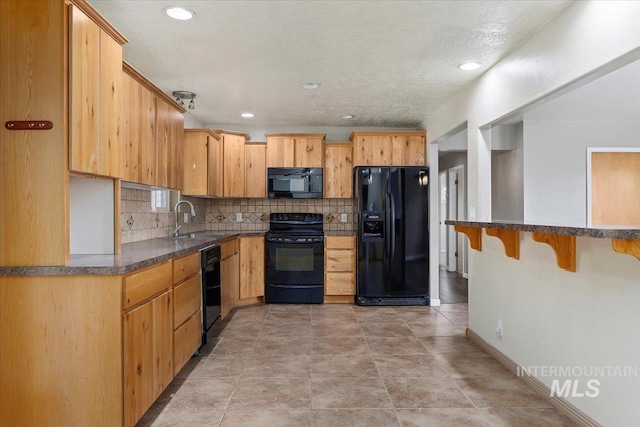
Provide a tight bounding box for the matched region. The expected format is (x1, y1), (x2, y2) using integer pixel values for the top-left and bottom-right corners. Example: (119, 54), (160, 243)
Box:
(182, 130), (209, 195)
(245, 144), (267, 198)
(154, 99), (170, 188)
(121, 62), (185, 189)
(350, 131), (427, 167)
(70, 5), (124, 178)
(221, 132), (246, 197)
(266, 134), (325, 168)
(121, 70), (156, 185)
(294, 137), (323, 168)
(208, 132), (224, 197)
(391, 133), (426, 166)
(266, 136), (295, 167)
(323, 143), (353, 198)
(168, 107), (184, 191)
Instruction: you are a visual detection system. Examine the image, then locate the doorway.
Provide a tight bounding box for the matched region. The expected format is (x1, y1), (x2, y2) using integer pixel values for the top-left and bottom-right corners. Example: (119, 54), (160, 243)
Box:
(438, 128), (469, 305)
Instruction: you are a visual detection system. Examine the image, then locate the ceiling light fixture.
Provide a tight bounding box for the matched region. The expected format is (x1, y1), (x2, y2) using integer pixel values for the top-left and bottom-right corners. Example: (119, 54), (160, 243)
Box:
(164, 6), (195, 20)
(241, 113), (255, 118)
(341, 115), (354, 119)
(458, 62), (481, 71)
(302, 82), (320, 89)
(172, 91), (196, 110)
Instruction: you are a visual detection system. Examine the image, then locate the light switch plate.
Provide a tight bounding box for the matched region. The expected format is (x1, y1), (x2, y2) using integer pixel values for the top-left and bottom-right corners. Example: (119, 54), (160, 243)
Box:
(236, 213), (243, 222)
(183, 212), (189, 223)
(341, 213), (348, 222)
(469, 207), (476, 220)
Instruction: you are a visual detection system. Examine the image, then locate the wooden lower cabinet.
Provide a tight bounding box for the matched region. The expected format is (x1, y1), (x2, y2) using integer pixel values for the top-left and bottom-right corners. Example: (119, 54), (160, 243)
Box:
(239, 236), (265, 303)
(221, 239), (240, 319)
(123, 289), (173, 427)
(324, 236), (356, 302)
(173, 311), (202, 376)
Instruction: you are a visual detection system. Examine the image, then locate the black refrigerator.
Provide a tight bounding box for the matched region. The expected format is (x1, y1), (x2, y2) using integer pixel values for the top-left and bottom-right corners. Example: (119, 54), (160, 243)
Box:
(354, 166), (430, 305)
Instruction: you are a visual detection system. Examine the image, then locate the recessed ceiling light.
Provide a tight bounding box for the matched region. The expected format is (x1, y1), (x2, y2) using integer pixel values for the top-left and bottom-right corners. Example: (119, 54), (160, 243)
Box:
(241, 113), (255, 118)
(341, 115), (354, 119)
(164, 6), (195, 20)
(458, 62), (481, 71)
(302, 82), (321, 89)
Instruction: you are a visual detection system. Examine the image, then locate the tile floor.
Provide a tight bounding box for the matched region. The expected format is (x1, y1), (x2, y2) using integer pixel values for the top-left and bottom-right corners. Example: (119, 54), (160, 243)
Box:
(137, 304), (577, 427)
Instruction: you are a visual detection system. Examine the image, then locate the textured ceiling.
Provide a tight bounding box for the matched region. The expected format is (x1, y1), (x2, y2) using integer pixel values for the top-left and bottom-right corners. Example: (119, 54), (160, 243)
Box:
(89, 0), (572, 128)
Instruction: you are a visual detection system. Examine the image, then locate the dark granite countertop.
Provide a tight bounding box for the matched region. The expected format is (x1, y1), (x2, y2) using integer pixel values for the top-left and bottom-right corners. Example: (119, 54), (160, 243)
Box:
(0, 232), (264, 276)
(445, 220), (640, 239)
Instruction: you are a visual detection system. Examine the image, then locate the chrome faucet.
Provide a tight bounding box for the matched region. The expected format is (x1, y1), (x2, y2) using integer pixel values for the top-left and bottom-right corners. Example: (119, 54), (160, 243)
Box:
(173, 200), (196, 237)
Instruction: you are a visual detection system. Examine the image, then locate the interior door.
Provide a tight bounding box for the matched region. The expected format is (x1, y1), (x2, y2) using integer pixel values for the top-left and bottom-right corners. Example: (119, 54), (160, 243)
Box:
(355, 167), (389, 298)
(388, 167), (430, 297)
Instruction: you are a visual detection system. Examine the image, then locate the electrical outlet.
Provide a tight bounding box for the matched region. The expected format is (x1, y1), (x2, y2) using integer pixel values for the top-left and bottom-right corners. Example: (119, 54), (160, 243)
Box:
(469, 207), (476, 221)
(496, 320), (503, 339)
(341, 213), (347, 223)
(183, 212), (189, 223)
(236, 213), (243, 222)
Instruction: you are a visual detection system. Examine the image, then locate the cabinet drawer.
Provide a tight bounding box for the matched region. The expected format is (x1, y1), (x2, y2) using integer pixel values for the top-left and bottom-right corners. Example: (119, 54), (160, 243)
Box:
(325, 249), (355, 272)
(173, 252), (201, 284)
(221, 238), (238, 259)
(325, 236), (355, 250)
(123, 261), (172, 309)
(173, 274), (202, 328)
(173, 311), (201, 376)
(325, 272), (355, 295)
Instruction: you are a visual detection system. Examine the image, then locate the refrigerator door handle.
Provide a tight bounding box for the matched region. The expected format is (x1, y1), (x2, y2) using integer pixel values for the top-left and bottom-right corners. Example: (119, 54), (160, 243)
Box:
(389, 193), (396, 259)
(385, 192), (391, 257)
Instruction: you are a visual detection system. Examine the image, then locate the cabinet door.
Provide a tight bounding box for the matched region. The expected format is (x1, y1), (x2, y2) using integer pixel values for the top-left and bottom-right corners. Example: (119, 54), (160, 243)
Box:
(354, 135), (392, 166)
(123, 290), (173, 427)
(324, 144), (353, 198)
(154, 99), (170, 188)
(221, 253), (239, 320)
(152, 291), (173, 400)
(240, 236), (265, 300)
(183, 132), (208, 195)
(121, 72), (136, 182)
(294, 137), (323, 167)
(392, 134), (426, 166)
(223, 133), (245, 197)
(266, 136), (295, 168)
(208, 134), (224, 197)
(100, 30), (122, 178)
(139, 85), (156, 186)
(245, 144), (267, 198)
(70, 6), (101, 175)
(168, 108), (184, 190)
(123, 300), (154, 427)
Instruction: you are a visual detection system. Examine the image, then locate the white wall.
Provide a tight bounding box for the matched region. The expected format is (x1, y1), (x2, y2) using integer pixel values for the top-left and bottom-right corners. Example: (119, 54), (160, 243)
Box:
(69, 176), (114, 255)
(183, 112), (205, 129)
(523, 120), (640, 226)
(472, 235), (640, 425)
(422, 1), (640, 425)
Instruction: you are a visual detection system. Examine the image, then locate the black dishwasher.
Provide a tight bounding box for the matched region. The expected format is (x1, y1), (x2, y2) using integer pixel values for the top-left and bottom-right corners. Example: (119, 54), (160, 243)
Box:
(201, 245), (221, 345)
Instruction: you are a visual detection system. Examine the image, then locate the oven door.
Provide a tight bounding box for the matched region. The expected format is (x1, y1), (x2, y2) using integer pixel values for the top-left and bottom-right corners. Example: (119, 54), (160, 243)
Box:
(265, 234), (324, 303)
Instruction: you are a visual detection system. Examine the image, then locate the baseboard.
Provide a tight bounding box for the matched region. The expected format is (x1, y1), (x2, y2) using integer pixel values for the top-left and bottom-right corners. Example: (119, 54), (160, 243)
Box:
(430, 298), (441, 306)
(324, 295), (354, 303)
(467, 329), (601, 427)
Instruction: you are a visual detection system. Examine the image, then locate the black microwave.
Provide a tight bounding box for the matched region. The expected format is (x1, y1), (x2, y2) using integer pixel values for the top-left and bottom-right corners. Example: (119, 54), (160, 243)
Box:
(267, 168), (323, 198)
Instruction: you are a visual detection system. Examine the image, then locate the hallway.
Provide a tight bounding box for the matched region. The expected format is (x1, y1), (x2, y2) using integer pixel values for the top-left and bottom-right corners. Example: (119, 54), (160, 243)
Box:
(439, 266), (468, 304)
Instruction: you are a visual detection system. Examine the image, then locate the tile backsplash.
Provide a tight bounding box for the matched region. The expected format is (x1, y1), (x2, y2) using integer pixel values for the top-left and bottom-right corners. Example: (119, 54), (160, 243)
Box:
(121, 189), (356, 243)
(205, 198), (357, 233)
(120, 188), (206, 244)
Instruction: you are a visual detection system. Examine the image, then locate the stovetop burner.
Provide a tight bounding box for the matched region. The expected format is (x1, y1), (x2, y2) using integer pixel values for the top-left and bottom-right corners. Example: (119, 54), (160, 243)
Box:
(268, 213), (324, 236)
